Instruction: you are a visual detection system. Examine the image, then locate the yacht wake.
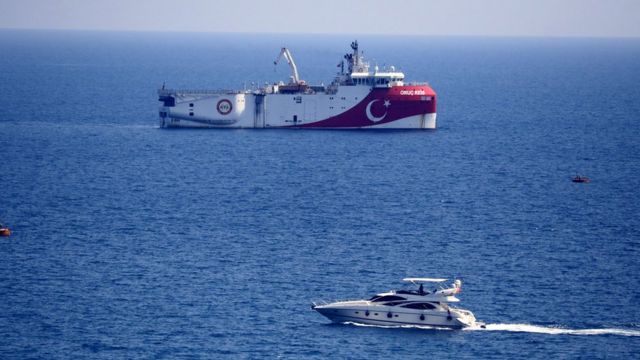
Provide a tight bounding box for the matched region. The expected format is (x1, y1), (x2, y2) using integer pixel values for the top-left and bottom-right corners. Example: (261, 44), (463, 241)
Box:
(465, 323), (640, 337)
(341, 321), (640, 336)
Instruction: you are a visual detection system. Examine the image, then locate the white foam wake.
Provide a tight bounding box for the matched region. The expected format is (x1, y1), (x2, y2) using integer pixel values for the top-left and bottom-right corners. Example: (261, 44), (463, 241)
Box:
(341, 321), (640, 336)
(465, 323), (640, 337)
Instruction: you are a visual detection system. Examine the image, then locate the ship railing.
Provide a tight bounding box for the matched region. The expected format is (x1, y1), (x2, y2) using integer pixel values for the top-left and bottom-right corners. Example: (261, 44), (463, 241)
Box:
(452, 308), (473, 316)
(311, 298), (369, 307)
(311, 300), (328, 308)
(158, 88), (248, 96)
(406, 82), (431, 86)
(310, 299), (342, 308)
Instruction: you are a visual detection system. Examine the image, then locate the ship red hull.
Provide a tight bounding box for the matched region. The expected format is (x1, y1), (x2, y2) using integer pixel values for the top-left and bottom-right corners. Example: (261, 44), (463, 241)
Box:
(294, 85), (436, 129)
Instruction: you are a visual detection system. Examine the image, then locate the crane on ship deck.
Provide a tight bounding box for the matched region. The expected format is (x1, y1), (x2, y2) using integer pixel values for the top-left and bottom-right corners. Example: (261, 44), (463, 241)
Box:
(274, 47), (304, 85)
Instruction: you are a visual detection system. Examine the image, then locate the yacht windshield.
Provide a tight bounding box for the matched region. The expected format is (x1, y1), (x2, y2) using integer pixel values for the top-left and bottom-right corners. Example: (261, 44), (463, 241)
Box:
(401, 302), (437, 310)
(397, 290), (420, 295)
(370, 295), (407, 303)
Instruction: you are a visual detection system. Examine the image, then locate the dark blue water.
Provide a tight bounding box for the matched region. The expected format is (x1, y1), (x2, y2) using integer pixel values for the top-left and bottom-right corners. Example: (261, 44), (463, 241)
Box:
(1, 30), (640, 358)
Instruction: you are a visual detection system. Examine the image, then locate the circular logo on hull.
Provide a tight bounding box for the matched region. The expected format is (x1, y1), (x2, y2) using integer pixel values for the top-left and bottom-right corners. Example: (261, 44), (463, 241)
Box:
(366, 99), (391, 123)
(217, 99), (233, 115)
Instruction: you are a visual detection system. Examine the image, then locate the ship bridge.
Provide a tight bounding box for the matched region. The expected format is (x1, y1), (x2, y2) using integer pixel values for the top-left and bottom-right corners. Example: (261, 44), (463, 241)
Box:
(338, 40), (405, 88)
(349, 69), (405, 87)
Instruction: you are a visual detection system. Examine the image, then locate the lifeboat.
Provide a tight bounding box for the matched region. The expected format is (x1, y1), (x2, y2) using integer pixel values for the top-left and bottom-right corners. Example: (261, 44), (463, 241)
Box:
(572, 175), (590, 183)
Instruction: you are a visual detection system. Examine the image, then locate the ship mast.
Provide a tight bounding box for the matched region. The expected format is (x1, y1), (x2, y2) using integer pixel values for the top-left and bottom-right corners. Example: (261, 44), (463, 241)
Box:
(343, 40), (367, 75)
(274, 47), (301, 85)
(351, 40), (359, 71)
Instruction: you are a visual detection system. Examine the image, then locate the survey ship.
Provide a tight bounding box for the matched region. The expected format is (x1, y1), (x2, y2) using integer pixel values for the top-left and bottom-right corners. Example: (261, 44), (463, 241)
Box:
(158, 41), (436, 129)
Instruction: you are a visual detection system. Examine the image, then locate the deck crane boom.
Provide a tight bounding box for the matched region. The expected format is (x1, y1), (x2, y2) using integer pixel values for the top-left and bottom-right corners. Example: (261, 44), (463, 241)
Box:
(274, 47), (302, 85)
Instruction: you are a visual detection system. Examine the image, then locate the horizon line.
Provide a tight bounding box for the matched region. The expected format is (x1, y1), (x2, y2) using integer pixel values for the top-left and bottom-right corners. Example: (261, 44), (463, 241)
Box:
(1, 27), (639, 40)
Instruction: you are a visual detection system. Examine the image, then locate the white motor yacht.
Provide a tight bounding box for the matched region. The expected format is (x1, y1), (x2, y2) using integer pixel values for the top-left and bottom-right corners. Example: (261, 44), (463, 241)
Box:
(312, 278), (477, 328)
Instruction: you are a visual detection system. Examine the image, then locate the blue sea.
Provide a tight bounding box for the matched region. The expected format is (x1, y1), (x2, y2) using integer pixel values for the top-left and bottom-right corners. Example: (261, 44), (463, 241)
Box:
(1, 30), (640, 359)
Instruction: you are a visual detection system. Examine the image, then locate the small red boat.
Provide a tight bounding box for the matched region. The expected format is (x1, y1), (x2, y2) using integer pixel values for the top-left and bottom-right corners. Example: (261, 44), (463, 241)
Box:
(0, 227), (10, 237)
(572, 175), (590, 183)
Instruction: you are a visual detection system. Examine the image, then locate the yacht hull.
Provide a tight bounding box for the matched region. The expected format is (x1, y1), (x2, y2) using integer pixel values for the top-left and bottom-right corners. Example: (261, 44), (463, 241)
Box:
(313, 304), (475, 329)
